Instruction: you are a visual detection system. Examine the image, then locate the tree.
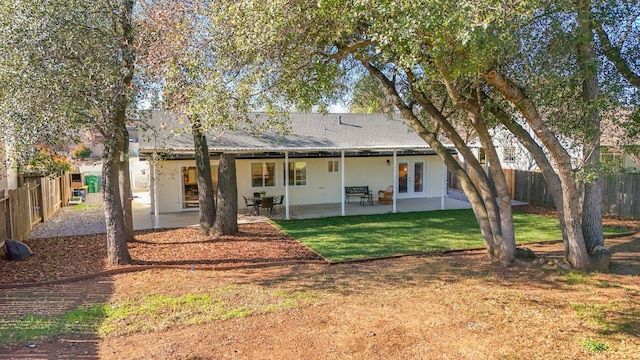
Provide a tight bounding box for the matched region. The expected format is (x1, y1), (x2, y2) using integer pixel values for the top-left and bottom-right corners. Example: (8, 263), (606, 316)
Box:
(0, 0), (135, 265)
(592, 1), (640, 168)
(214, 0), (636, 269)
(349, 75), (394, 113)
(213, 153), (238, 235)
(140, 0), (298, 235)
(138, 0), (217, 235)
(24, 146), (73, 176)
(212, 0), (518, 264)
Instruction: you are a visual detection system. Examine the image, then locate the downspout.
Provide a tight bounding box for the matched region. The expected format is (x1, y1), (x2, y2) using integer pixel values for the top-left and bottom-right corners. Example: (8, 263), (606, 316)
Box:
(441, 161), (446, 210)
(341, 150), (345, 216)
(392, 150), (397, 213)
(285, 151), (290, 220)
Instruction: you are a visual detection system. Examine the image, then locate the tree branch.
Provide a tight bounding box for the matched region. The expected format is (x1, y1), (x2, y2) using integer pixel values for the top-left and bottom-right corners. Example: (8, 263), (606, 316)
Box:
(593, 18), (640, 88)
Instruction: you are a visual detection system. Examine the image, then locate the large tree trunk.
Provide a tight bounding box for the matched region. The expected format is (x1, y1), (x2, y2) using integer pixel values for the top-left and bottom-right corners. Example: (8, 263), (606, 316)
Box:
(118, 126), (134, 242)
(576, 0), (606, 262)
(487, 103), (570, 247)
(103, 139), (132, 266)
(101, 0), (134, 265)
(484, 69), (607, 270)
(470, 115), (516, 263)
(409, 84), (513, 264)
(191, 117), (216, 235)
(438, 73), (516, 263)
(213, 153), (238, 235)
(364, 62), (513, 264)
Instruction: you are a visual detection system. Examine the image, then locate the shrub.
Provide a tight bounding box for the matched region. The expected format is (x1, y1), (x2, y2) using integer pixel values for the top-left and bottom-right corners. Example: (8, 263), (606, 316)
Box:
(71, 144), (92, 160)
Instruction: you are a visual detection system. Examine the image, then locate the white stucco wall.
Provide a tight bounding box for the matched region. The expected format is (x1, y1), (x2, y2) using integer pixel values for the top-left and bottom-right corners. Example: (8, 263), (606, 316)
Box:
(151, 154), (447, 213)
(425, 156), (446, 198)
(623, 155), (640, 171)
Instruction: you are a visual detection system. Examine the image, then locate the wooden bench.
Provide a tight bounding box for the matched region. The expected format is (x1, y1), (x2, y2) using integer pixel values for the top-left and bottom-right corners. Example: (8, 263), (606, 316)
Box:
(345, 186), (370, 203)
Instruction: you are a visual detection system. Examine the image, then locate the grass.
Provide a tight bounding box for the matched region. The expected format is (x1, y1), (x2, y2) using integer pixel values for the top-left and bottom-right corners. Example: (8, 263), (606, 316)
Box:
(0, 305), (107, 346)
(572, 300), (640, 336)
(563, 270), (594, 285)
(273, 209), (629, 261)
(68, 203), (103, 211)
(580, 338), (610, 353)
(0, 286), (318, 347)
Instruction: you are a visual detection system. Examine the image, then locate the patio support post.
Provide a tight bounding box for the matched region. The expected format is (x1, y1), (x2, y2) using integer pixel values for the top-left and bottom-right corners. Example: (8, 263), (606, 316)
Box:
(441, 161), (446, 210)
(341, 150), (345, 216)
(392, 150), (397, 213)
(285, 151), (290, 220)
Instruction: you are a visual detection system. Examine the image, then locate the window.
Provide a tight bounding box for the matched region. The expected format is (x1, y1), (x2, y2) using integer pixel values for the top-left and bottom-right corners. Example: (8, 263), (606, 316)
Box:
(503, 147), (516, 163)
(328, 160), (339, 173)
(478, 148), (486, 165)
(601, 153), (624, 171)
(286, 161), (307, 186)
(251, 162), (276, 187)
(182, 165), (218, 209)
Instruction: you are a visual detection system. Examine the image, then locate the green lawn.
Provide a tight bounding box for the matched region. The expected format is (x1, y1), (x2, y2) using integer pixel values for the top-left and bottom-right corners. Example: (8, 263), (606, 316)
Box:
(272, 209), (629, 261)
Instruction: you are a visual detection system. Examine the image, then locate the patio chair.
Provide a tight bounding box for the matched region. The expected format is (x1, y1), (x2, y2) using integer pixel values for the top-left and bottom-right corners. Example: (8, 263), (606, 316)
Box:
(243, 196), (257, 215)
(378, 186), (393, 205)
(272, 195), (285, 216)
(260, 196), (275, 216)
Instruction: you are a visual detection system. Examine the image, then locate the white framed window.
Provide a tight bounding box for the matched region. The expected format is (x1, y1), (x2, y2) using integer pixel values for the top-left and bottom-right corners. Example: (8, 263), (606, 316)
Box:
(181, 165), (218, 209)
(328, 160), (339, 173)
(601, 153), (624, 170)
(285, 161), (307, 186)
(503, 147), (516, 163)
(251, 162), (276, 187)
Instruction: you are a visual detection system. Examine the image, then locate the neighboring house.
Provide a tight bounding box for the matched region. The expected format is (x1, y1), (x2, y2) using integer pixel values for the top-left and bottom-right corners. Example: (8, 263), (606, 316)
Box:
(467, 115), (640, 173)
(138, 111), (454, 216)
(601, 115), (640, 172)
(68, 125), (148, 192)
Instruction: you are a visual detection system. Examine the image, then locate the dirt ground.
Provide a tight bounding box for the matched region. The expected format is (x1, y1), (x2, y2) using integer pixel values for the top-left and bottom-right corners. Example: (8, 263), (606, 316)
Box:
(1, 210), (640, 359)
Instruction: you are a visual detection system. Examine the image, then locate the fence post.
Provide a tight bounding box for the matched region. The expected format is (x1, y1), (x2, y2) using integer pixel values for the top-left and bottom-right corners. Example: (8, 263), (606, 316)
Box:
(0, 190), (9, 241)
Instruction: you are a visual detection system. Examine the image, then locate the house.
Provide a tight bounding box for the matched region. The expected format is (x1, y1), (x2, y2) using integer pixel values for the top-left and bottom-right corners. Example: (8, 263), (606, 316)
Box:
(138, 111), (456, 218)
(600, 114), (640, 172)
(468, 116), (640, 173)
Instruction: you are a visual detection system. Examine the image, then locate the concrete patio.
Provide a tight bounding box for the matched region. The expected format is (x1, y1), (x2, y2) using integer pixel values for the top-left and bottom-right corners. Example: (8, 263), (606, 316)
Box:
(133, 190), (472, 230)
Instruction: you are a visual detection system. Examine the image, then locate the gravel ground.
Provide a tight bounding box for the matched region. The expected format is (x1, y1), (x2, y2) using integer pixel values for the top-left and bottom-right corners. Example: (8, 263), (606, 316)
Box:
(446, 189), (469, 202)
(27, 193), (106, 239)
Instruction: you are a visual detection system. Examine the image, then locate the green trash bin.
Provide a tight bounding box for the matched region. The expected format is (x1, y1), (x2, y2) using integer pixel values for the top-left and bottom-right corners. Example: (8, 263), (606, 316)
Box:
(85, 175), (99, 193)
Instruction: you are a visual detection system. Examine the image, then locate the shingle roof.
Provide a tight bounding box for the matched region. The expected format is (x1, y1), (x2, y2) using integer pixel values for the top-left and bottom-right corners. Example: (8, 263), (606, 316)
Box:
(601, 111), (639, 148)
(139, 111), (435, 154)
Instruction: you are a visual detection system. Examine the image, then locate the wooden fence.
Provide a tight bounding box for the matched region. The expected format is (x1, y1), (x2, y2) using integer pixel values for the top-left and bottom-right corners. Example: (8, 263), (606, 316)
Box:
(1, 172), (71, 242)
(448, 167), (640, 219)
(511, 170), (555, 206)
(602, 173), (640, 219)
(40, 175), (64, 222)
(8, 183), (34, 241)
(0, 190), (9, 242)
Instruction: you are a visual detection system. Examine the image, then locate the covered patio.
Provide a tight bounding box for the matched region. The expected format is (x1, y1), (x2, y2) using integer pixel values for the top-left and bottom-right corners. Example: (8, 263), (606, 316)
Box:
(288, 196), (471, 219)
(132, 191), (472, 230)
